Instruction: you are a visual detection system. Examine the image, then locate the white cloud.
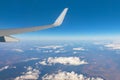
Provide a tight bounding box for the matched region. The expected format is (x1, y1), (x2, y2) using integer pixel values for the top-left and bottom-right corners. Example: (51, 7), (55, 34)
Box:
(39, 57), (88, 66)
(0, 66), (9, 72)
(35, 45), (66, 54)
(12, 49), (24, 52)
(54, 50), (61, 53)
(31, 45), (66, 54)
(39, 60), (47, 65)
(41, 49), (66, 54)
(42, 71), (104, 80)
(0, 66), (17, 72)
(73, 51), (78, 54)
(73, 47), (85, 51)
(24, 58), (39, 62)
(12, 66), (16, 69)
(104, 43), (120, 50)
(39, 45), (63, 49)
(14, 66), (40, 80)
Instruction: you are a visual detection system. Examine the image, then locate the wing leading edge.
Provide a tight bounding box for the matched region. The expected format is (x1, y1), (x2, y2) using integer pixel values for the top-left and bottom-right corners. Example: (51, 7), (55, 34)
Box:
(0, 8), (68, 42)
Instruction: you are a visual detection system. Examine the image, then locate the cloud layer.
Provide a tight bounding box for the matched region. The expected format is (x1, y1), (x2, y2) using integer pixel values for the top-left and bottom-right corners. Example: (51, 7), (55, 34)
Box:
(42, 71), (104, 80)
(39, 57), (88, 66)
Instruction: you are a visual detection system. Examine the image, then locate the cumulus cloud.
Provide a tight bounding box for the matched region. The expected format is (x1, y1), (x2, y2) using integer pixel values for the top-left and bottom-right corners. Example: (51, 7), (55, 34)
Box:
(12, 49), (24, 52)
(14, 66), (40, 80)
(42, 71), (104, 80)
(39, 57), (88, 66)
(104, 43), (120, 50)
(73, 47), (85, 51)
(0, 66), (9, 72)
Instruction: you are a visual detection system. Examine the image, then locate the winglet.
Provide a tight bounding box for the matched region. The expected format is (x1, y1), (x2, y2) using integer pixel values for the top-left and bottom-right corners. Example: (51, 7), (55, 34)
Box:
(53, 8), (68, 26)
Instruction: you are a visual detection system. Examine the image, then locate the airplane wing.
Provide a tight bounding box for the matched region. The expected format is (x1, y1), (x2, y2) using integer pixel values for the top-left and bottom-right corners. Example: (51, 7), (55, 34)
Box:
(0, 8), (68, 42)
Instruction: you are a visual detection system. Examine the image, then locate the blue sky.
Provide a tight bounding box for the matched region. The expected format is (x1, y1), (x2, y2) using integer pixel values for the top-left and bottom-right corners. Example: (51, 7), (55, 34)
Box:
(0, 0), (120, 40)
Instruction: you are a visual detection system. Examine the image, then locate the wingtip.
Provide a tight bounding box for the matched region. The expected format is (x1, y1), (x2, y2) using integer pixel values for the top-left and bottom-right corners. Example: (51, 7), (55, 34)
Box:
(53, 8), (68, 26)
(63, 8), (68, 10)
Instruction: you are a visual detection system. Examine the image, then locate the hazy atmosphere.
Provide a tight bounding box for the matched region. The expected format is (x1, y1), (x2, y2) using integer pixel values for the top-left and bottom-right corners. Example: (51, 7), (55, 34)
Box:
(0, 0), (120, 40)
